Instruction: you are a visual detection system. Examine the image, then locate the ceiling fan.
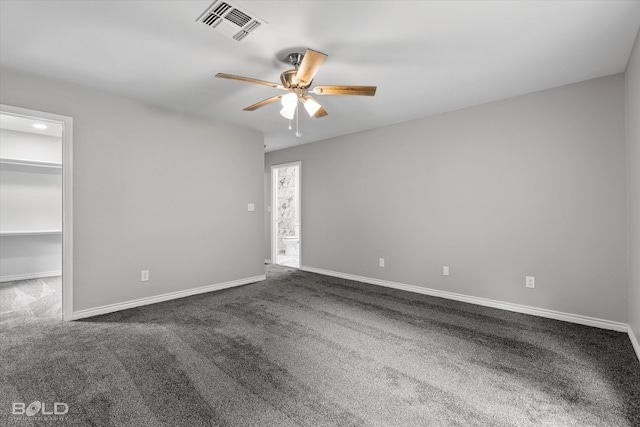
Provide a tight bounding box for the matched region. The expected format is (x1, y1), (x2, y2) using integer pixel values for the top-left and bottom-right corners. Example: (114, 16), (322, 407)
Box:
(215, 48), (376, 120)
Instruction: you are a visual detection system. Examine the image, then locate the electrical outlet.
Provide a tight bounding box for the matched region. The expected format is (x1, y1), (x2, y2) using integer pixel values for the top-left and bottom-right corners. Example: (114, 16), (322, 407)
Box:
(443, 266), (450, 276)
(379, 258), (385, 268)
(526, 276), (535, 288)
(141, 270), (149, 282)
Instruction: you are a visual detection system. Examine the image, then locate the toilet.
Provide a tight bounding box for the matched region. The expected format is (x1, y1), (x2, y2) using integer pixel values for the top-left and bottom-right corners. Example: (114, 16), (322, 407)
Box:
(283, 236), (299, 255)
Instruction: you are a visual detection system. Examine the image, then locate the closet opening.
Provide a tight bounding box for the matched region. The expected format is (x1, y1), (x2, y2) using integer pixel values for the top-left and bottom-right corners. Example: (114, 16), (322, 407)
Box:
(0, 105), (73, 321)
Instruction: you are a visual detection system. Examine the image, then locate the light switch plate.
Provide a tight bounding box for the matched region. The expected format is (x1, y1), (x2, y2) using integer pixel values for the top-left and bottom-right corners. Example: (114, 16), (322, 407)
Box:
(248, 203), (255, 211)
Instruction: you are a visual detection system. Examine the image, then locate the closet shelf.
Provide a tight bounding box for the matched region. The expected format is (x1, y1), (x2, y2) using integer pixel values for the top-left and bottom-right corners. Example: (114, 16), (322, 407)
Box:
(0, 158), (62, 168)
(0, 230), (62, 237)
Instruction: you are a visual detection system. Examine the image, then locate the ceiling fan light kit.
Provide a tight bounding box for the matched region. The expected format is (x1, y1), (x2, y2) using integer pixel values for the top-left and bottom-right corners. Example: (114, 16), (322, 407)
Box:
(279, 93), (298, 120)
(302, 97), (321, 116)
(216, 48), (377, 135)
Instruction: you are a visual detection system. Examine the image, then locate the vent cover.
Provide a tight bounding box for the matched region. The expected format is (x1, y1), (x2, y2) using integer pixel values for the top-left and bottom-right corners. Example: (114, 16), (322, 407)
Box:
(197, 0), (266, 42)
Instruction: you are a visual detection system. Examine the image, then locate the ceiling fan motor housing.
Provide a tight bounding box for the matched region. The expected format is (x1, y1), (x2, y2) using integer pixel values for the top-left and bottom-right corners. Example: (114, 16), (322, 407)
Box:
(280, 52), (308, 89)
(280, 69), (301, 89)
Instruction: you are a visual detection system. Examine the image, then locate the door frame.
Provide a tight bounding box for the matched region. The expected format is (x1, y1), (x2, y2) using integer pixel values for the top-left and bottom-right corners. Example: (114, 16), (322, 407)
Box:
(1, 104), (74, 321)
(271, 161), (301, 267)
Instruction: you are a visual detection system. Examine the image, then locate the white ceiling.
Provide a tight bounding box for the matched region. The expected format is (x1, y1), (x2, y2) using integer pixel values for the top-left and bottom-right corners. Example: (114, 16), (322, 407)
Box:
(1, 1), (639, 152)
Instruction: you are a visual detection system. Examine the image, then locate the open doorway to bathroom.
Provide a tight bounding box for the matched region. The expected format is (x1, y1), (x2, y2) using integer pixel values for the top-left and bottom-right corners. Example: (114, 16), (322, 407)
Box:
(272, 162), (301, 268)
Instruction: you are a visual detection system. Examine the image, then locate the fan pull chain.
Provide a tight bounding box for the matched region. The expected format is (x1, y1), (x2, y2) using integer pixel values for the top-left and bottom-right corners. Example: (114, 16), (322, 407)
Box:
(295, 102), (302, 138)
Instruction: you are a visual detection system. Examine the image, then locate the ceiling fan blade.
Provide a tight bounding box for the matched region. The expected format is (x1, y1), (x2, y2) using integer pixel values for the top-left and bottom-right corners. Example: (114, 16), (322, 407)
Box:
(243, 95), (283, 111)
(216, 73), (284, 89)
(295, 49), (327, 87)
(312, 85), (377, 96)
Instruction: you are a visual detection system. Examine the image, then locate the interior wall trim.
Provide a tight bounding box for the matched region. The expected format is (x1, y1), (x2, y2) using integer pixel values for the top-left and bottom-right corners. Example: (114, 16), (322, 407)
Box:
(71, 275), (266, 320)
(629, 327), (640, 362)
(0, 271), (62, 283)
(300, 266), (629, 333)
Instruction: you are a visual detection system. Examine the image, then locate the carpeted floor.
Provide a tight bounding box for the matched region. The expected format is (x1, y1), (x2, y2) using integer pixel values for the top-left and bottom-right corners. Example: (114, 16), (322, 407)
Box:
(0, 276), (62, 319)
(1, 265), (639, 426)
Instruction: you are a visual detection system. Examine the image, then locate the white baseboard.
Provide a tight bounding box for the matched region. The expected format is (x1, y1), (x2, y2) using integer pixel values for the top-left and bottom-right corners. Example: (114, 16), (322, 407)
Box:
(72, 275), (266, 320)
(300, 266), (628, 333)
(0, 271), (62, 283)
(630, 326), (640, 362)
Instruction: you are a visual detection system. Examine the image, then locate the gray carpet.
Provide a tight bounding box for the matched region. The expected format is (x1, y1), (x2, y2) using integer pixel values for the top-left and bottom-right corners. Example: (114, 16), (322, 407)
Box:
(0, 276), (61, 318)
(1, 265), (639, 426)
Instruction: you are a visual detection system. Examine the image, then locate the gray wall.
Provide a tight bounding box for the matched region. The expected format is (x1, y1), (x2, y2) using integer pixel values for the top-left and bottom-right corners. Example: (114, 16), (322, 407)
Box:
(0, 130), (63, 231)
(0, 234), (61, 280)
(0, 164), (62, 231)
(0, 129), (62, 163)
(0, 69), (265, 313)
(266, 74), (628, 323)
(627, 29), (640, 346)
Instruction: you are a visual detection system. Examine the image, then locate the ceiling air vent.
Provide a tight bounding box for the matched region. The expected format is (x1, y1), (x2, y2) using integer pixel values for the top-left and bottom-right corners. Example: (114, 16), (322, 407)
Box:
(197, 0), (266, 42)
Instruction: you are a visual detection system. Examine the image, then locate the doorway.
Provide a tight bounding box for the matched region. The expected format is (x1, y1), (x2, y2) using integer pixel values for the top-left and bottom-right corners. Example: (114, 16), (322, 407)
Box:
(272, 162), (301, 268)
(0, 105), (73, 321)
